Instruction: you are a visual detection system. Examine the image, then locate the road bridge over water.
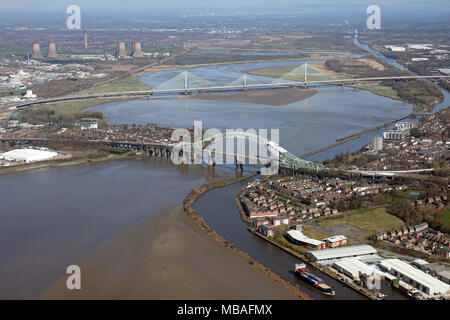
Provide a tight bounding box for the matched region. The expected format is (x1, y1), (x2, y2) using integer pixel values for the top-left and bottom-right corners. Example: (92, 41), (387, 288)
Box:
(10, 68), (450, 109)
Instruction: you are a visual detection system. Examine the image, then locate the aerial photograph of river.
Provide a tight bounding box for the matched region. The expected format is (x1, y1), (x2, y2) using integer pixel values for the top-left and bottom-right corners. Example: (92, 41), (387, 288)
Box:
(0, 0), (448, 312)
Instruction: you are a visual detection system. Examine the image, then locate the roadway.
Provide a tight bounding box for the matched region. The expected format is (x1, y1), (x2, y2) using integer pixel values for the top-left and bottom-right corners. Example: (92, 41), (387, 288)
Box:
(9, 75), (450, 110)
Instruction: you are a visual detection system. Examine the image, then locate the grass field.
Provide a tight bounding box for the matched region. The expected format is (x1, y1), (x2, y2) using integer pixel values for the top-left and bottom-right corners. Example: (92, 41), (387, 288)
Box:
(317, 207), (405, 235)
(274, 235), (310, 255)
(18, 75), (150, 126)
(247, 64), (342, 82)
(302, 225), (329, 240)
(356, 84), (402, 101)
(444, 209), (450, 226)
(79, 74), (150, 94)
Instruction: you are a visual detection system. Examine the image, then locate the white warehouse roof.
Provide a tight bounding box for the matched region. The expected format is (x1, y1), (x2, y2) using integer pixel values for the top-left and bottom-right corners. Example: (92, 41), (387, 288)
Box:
(286, 230), (324, 246)
(333, 258), (382, 279)
(1, 148), (57, 163)
(324, 235), (347, 243)
(379, 259), (450, 296)
(307, 245), (377, 261)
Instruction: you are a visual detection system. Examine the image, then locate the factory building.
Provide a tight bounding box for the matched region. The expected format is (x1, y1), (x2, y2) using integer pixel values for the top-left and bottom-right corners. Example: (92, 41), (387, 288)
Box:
(383, 130), (405, 140)
(306, 245), (378, 264)
(383, 122), (414, 141)
(286, 230), (326, 250)
(379, 259), (450, 296)
(384, 45), (406, 52)
(371, 136), (383, 152)
(332, 258), (382, 281)
(323, 235), (347, 248)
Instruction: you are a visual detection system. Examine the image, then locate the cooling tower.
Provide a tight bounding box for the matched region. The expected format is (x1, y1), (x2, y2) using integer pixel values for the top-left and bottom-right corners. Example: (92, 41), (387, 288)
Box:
(84, 31), (88, 49)
(117, 41), (127, 58)
(31, 43), (43, 59)
(132, 42), (144, 58)
(47, 42), (58, 58)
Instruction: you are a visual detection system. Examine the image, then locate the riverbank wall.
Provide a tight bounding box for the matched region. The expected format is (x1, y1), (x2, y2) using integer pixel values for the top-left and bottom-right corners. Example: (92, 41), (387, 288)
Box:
(182, 172), (313, 300)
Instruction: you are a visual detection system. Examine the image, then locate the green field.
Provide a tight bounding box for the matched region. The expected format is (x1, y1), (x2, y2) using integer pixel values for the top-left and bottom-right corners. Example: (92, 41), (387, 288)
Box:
(317, 207), (405, 235)
(247, 63), (344, 82)
(18, 75), (150, 126)
(356, 84), (402, 101)
(444, 209), (450, 226)
(79, 74), (150, 94)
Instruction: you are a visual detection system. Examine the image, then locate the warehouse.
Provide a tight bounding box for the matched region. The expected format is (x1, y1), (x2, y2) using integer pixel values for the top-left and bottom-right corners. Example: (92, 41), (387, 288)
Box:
(332, 258), (382, 280)
(379, 259), (450, 296)
(306, 245), (378, 264)
(286, 230), (326, 250)
(0, 148), (58, 163)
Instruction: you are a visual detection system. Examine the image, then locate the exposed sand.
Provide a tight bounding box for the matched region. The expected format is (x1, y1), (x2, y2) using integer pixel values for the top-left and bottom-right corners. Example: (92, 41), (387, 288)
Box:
(190, 88), (317, 106)
(41, 204), (299, 300)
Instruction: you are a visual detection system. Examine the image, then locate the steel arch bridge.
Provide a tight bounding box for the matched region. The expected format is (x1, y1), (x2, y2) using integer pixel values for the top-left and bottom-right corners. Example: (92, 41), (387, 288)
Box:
(173, 130), (323, 171)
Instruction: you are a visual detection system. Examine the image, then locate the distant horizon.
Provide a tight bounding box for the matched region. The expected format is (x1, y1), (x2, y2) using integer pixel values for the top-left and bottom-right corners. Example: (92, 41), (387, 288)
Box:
(2, 0), (450, 14)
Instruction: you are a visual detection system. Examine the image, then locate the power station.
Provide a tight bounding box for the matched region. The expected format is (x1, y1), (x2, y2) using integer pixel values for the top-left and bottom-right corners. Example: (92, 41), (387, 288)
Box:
(132, 42), (144, 58)
(29, 38), (149, 60)
(117, 41), (127, 59)
(31, 43), (43, 59)
(47, 42), (58, 59)
(83, 31), (88, 49)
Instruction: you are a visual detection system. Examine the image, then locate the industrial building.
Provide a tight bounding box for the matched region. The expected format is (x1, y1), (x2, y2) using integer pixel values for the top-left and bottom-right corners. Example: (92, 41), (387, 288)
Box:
(0, 148), (58, 163)
(286, 230), (326, 250)
(332, 258), (383, 281)
(383, 122), (414, 141)
(306, 245), (378, 264)
(323, 235), (347, 248)
(379, 259), (450, 296)
(383, 129), (405, 140)
(384, 45), (406, 52)
(372, 136), (383, 152)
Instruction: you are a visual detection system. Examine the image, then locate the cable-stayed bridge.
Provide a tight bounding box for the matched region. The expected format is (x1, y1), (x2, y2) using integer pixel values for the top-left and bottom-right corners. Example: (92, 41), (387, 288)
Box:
(11, 64), (450, 109)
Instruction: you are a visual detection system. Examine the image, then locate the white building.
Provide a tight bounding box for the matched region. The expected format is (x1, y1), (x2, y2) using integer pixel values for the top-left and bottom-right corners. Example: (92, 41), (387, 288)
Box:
(379, 259), (450, 296)
(306, 245), (378, 263)
(384, 45), (406, 52)
(23, 90), (37, 99)
(1, 148), (58, 163)
(407, 44), (433, 50)
(383, 130), (405, 140)
(333, 258), (382, 280)
(286, 230), (326, 249)
(371, 136), (383, 152)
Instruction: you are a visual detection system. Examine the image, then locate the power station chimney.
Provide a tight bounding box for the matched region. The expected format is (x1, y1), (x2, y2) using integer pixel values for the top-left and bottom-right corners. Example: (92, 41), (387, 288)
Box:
(47, 42), (58, 59)
(31, 43), (43, 59)
(83, 31), (88, 49)
(117, 41), (127, 59)
(132, 42), (144, 58)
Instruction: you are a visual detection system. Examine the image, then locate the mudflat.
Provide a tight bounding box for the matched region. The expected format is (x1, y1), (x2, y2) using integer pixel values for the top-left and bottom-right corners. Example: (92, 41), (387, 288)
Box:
(190, 88), (317, 106)
(41, 204), (300, 300)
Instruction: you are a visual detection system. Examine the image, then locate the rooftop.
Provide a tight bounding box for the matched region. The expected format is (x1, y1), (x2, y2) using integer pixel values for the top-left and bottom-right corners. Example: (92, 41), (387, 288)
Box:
(380, 259), (449, 294)
(287, 230), (324, 246)
(307, 245), (377, 261)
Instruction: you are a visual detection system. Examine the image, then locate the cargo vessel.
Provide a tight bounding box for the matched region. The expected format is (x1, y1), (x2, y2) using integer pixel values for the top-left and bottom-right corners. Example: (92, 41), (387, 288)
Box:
(295, 263), (335, 295)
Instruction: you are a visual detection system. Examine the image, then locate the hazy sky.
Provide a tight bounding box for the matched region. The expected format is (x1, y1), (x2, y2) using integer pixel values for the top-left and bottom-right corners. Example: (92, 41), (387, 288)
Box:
(2, 0), (449, 11)
(1, 0), (448, 22)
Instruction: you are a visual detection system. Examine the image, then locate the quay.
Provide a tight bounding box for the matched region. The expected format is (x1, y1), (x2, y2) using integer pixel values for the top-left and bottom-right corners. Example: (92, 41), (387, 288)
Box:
(247, 226), (382, 300)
